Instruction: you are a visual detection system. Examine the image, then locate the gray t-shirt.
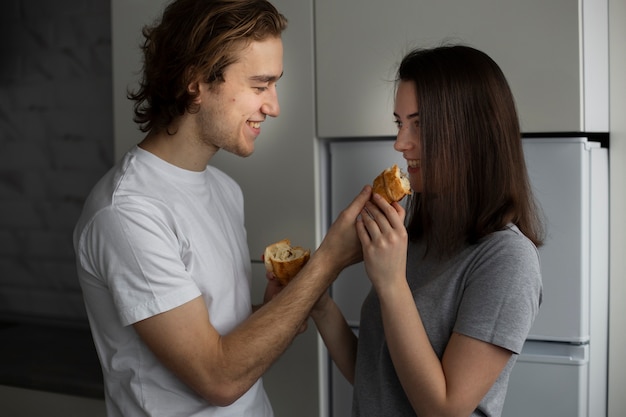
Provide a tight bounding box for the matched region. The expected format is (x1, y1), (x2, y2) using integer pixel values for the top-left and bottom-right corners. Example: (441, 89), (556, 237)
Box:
(352, 225), (542, 417)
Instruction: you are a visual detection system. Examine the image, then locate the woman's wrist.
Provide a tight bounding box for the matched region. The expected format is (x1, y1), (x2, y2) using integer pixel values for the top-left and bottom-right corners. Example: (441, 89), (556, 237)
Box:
(311, 291), (333, 321)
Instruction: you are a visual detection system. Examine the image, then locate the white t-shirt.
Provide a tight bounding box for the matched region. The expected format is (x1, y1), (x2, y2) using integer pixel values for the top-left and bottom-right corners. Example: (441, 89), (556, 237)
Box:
(73, 146), (273, 417)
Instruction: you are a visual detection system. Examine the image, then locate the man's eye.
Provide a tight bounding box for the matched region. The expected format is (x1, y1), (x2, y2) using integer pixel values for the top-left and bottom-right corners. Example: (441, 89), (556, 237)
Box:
(255, 86), (268, 92)
(394, 119), (402, 129)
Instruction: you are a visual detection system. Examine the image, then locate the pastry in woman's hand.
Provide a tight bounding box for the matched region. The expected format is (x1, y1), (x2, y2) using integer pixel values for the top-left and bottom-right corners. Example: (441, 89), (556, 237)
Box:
(372, 164), (411, 203)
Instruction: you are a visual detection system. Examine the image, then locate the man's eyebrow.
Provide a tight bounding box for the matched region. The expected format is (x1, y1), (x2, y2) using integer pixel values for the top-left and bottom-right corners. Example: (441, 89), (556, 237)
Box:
(250, 72), (284, 83)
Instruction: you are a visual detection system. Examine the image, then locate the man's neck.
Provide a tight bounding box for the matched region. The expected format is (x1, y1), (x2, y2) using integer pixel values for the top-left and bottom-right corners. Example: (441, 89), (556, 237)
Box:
(138, 124), (217, 172)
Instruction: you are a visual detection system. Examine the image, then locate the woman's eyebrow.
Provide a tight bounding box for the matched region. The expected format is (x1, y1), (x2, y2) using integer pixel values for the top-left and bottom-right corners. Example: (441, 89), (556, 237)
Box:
(393, 111), (420, 119)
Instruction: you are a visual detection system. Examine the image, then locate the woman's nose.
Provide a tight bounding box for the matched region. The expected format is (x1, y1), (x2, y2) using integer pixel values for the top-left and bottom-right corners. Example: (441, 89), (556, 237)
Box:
(394, 129), (411, 152)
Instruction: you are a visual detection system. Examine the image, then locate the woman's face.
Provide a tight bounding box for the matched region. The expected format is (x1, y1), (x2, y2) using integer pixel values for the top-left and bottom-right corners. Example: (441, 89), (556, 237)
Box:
(393, 80), (423, 193)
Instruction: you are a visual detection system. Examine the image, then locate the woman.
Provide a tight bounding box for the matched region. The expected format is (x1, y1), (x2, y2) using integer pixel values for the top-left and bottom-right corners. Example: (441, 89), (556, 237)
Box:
(313, 45), (544, 417)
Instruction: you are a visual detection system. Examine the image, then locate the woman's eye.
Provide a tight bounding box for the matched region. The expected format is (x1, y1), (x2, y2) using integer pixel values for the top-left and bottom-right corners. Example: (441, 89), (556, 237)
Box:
(394, 119), (402, 129)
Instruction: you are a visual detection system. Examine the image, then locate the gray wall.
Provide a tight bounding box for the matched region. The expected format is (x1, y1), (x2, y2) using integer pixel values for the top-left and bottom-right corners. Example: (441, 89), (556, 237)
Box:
(0, 0), (110, 413)
(607, 0), (626, 415)
(0, 0), (112, 324)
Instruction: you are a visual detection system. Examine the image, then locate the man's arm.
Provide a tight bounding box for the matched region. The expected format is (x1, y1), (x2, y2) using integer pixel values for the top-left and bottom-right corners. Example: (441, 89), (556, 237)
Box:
(133, 186), (372, 406)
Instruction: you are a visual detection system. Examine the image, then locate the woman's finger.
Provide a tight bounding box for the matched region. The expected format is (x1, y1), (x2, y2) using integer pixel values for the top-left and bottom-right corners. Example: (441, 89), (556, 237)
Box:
(370, 193), (406, 229)
(356, 214), (373, 244)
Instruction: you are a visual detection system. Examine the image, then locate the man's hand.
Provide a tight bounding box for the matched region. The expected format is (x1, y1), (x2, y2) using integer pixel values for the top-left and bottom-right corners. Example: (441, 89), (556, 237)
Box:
(317, 185), (372, 274)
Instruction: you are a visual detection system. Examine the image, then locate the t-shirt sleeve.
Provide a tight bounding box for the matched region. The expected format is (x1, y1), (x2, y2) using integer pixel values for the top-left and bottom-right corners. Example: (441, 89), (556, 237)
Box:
(78, 200), (201, 326)
(453, 232), (543, 354)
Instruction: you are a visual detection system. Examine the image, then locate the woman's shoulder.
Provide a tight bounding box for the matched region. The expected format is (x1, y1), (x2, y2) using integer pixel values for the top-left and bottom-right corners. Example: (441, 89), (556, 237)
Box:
(480, 224), (539, 254)
(467, 224), (542, 278)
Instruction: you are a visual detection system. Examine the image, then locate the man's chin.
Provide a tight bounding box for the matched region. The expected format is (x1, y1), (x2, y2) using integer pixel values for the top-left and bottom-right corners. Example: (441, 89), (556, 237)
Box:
(238, 146), (254, 158)
(232, 145), (255, 158)
(219, 142), (255, 158)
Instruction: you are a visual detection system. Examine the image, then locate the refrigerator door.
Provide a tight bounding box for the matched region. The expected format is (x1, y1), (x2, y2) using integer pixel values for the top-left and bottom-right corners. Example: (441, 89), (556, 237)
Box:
(326, 140), (402, 417)
(330, 327), (360, 417)
(522, 138), (599, 343)
(328, 140), (405, 325)
(502, 341), (589, 417)
(587, 142), (609, 417)
(328, 137), (607, 343)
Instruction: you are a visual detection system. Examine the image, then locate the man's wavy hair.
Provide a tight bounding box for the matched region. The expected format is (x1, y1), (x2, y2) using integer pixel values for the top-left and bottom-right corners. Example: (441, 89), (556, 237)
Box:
(128, 0), (288, 133)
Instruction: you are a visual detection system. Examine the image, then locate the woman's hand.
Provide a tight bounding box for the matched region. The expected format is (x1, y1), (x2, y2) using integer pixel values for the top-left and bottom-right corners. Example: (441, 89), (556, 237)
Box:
(262, 269), (284, 304)
(356, 193), (408, 291)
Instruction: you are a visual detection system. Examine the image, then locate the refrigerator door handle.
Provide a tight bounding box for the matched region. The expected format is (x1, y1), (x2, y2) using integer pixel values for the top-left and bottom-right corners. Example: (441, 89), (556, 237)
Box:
(518, 352), (588, 365)
(518, 341), (589, 366)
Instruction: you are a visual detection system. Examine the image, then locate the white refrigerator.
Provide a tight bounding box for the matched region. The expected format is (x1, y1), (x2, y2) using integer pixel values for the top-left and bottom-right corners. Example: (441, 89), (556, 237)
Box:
(321, 137), (609, 417)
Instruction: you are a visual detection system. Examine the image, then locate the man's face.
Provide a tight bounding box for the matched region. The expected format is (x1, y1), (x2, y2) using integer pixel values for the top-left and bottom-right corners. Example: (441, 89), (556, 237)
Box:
(196, 36), (284, 157)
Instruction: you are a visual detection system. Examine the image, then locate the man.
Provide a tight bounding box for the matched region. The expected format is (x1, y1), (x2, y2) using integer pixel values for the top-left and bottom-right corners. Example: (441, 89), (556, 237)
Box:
(73, 0), (370, 416)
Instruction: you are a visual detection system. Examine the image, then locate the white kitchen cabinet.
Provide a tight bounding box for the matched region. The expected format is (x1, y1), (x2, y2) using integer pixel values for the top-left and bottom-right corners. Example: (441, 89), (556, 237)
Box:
(315, 0), (608, 137)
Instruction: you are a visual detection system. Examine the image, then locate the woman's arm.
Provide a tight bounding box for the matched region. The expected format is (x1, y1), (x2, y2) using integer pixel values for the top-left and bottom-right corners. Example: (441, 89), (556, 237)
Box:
(311, 292), (358, 384)
(375, 279), (511, 417)
(356, 194), (512, 417)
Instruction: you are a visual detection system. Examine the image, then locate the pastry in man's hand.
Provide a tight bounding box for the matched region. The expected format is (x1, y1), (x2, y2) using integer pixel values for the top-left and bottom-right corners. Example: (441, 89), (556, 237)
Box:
(264, 239), (310, 285)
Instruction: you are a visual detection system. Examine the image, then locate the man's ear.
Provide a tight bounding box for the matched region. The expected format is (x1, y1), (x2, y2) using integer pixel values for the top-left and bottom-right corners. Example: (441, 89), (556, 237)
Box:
(187, 80), (202, 104)
(185, 66), (203, 103)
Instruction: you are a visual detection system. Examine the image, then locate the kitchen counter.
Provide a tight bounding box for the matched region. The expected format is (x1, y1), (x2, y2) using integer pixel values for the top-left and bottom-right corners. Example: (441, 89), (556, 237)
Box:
(0, 321), (103, 398)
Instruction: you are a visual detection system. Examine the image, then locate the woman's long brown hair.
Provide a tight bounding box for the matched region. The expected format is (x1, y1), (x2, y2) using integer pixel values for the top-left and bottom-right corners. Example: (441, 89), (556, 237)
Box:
(398, 45), (544, 257)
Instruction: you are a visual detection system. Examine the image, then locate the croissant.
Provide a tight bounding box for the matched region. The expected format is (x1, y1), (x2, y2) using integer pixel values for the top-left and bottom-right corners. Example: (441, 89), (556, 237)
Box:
(372, 164), (411, 203)
(263, 239), (310, 285)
